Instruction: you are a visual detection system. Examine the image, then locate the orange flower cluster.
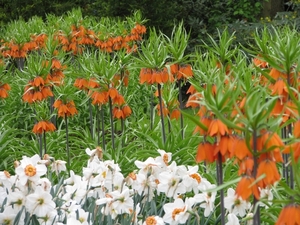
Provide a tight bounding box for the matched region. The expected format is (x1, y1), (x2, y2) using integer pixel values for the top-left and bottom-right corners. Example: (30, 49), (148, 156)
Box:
(22, 76), (53, 103)
(113, 105), (132, 119)
(108, 87), (132, 119)
(196, 118), (234, 163)
(140, 64), (193, 85)
(1, 34), (47, 59)
(53, 99), (78, 118)
(193, 58), (287, 201)
(54, 23), (146, 55)
(32, 120), (56, 134)
(81, 78), (132, 120)
(169, 63), (194, 80)
(140, 68), (172, 85)
(268, 68), (299, 123)
(46, 58), (67, 86)
(0, 82), (11, 99)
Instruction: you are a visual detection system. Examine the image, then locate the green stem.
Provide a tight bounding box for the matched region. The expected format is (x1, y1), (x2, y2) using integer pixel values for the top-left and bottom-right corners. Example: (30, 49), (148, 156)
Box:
(287, 124), (294, 189)
(150, 87), (154, 130)
(178, 79), (184, 139)
(39, 133), (43, 158)
(50, 90), (56, 126)
(101, 106), (106, 151)
(89, 98), (93, 139)
(252, 129), (260, 225)
(65, 116), (70, 168)
(217, 152), (225, 225)
(108, 97), (115, 149)
(121, 118), (124, 147)
(157, 83), (166, 143)
(97, 105), (100, 146)
(43, 131), (47, 155)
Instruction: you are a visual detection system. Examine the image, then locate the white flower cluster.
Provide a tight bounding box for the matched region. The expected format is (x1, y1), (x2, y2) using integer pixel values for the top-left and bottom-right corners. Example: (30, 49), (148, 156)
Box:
(0, 148), (273, 225)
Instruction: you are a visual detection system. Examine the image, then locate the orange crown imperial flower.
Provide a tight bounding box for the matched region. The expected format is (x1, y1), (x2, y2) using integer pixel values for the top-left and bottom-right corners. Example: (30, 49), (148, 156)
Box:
(53, 99), (78, 117)
(235, 175), (260, 201)
(207, 119), (229, 143)
(32, 120), (56, 134)
(0, 83), (11, 99)
(276, 204), (300, 225)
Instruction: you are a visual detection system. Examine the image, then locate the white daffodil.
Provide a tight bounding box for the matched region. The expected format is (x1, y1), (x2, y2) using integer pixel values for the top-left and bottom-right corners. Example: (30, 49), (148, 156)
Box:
(51, 159), (67, 175)
(226, 213), (240, 225)
(111, 187), (134, 215)
(25, 186), (55, 217)
(163, 197), (194, 225)
(157, 167), (186, 199)
(131, 172), (157, 200)
(69, 208), (89, 225)
(177, 165), (202, 194)
(224, 188), (251, 217)
(15, 154), (47, 186)
(96, 193), (118, 219)
(38, 177), (52, 192)
(194, 182), (217, 217)
(37, 210), (58, 225)
(135, 157), (161, 176)
(7, 189), (26, 211)
(0, 205), (18, 225)
(143, 215), (164, 225)
(64, 170), (82, 186)
(259, 187), (273, 208)
(0, 170), (13, 188)
(155, 149), (172, 167)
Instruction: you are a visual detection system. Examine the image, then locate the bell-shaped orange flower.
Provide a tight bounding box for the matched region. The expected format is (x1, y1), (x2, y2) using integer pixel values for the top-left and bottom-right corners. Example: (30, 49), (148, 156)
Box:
(193, 116), (211, 136)
(232, 137), (252, 160)
(235, 175), (260, 200)
(256, 159), (280, 188)
(270, 99), (285, 118)
(207, 119), (229, 143)
(283, 142), (300, 162)
(237, 157), (254, 176)
(139, 68), (153, 85)
(269, 67), (286, 80)
(113, 107), (125, 119)
(32, 120), (56, 134)
(170, 108), (180, 120)
(270, 78), (288, 97)
(32, 76), (45, 87)
(186, 84), (197, 95)
(186, 93), (201, 108)
(151, 68), (169, 84)
(255, 130), (284, 163)
(253, 55), (268, 68)
(282, 100), (299, 122)
(0, 83), (11, 99)
(276, 204), (300, 225)
(74, 78), (88, 91)
(196, 142), (216, 163)
(293, 119), (300, 138)
(112, 94), (125, 106)
(108, 87), (119, 100)
(177, 64), (193, 79)
(214, 135), (234, 158)
(122, 105), (132, 118)
(91, 91), (108, 106)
